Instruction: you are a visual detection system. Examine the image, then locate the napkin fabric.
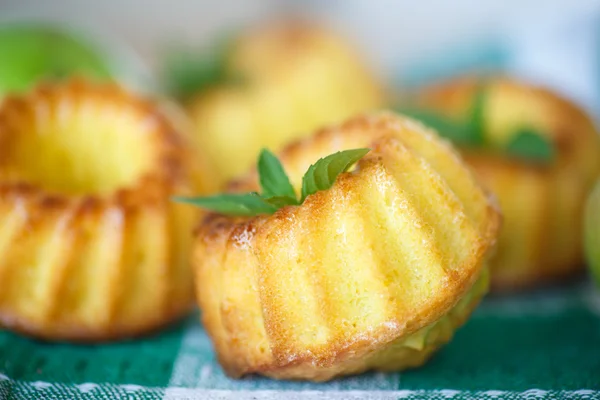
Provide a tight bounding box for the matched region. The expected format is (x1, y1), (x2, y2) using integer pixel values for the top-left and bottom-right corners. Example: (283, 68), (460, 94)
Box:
(1, 282), (599, 400)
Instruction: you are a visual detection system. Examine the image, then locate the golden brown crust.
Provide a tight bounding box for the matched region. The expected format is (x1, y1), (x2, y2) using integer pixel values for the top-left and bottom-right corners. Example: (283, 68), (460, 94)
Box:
(414, 77), (600, 291)
(193, 112), (501, 380)
(0, 299), (192, 343)
(257, 269), (488, 381)
(0, 79), (204, 341)
(0, 79), (189, 202)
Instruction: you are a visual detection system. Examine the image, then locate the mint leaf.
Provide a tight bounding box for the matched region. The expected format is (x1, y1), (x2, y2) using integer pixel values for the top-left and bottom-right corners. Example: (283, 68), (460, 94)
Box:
(398, 108), (476, 146)
(263, 195), (299, 208)
(173, 193), (277, 216)
(301, 148), (370, 202)
(162, 36), (242, 101)
(258, 148), (297, 200)
(466, 84), (487, 146)
(505, 129), (555, 164)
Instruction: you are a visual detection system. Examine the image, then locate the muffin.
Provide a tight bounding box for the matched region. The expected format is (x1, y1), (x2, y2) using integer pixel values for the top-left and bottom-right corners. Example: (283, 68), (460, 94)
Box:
(407, 77), (600, 291)
(177, 21), (383, 186)
(191, 112), (501, 381)
(585, 180), (600, 286)
(0, 79), (208, 341)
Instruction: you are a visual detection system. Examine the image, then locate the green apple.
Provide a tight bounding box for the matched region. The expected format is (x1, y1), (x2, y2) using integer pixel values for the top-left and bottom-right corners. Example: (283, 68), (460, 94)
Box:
(0, 24), (113, 97)
(585, 180), (600, 286)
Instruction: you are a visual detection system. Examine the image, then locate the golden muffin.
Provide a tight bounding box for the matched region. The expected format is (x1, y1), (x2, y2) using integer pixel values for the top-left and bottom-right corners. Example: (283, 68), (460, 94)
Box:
(407, 77), (600, 291)
(179, 21), (383, 186)
(585, 180), (600, 286)
(191, 112), (501, 381)
(0, 79), (208, 341)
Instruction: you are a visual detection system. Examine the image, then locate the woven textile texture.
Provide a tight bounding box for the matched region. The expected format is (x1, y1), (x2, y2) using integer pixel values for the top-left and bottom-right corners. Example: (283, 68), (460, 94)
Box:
(1, 281), (599, 399)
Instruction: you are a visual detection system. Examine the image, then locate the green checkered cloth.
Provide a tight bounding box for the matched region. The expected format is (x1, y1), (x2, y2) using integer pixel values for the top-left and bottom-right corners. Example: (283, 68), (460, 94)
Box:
(1, 281), (599, 399)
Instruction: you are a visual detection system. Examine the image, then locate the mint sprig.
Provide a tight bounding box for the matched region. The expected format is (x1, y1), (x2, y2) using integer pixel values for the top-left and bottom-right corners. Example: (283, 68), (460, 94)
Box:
(174, 148), (370, 216)
(162, 36), (244, 102)
(397, 84), (555, 164)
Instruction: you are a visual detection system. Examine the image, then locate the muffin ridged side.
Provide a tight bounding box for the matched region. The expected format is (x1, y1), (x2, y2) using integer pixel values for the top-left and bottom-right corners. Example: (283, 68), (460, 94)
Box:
(0, 79), (205, 341)
(193, 112), (501, 381)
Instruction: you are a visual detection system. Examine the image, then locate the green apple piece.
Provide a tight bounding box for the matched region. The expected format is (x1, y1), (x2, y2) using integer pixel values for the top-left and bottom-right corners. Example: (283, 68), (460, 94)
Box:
(0, 24), (112, 96)
(585, 180), (600, 286)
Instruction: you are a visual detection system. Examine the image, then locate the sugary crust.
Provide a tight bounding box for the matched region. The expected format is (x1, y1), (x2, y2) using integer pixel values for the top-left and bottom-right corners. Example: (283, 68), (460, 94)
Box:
(193, 112), (501, 380)
(0, 79), (202, 341)
(416, 77), (600, 291)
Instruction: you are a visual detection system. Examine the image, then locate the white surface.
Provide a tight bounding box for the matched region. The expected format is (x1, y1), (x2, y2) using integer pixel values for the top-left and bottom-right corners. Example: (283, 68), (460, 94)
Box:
(1, 0), (598, 112)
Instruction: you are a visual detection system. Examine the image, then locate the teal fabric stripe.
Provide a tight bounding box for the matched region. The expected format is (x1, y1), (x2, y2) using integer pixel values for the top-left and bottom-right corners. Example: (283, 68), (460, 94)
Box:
(0, 281), (599, 399)
(0, 319), (187, 386)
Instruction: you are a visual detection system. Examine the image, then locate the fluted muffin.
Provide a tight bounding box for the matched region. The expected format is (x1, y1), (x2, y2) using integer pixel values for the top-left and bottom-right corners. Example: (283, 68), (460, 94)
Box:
(0, 79), (209, 341)
(181, 21), (383, 186)
(409, 77), (600, 291)
(191, 112), (501, 381)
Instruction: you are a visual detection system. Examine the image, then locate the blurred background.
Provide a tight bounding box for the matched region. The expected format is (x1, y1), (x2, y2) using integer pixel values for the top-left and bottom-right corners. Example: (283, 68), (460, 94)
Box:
(1, 0), (598, 117)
